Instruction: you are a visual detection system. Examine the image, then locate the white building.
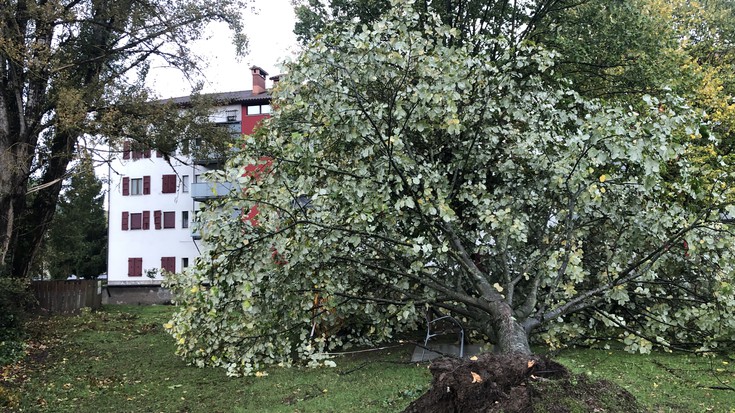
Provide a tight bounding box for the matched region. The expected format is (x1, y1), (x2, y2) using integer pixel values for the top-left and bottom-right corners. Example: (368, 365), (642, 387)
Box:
(106, 67), (274, 290)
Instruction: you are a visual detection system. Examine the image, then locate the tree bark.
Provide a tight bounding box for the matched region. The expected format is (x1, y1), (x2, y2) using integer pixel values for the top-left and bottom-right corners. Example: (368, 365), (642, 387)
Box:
(0, 134), (36, 276)
(492, 301), (532, 354)
(11, 129), (76, 278)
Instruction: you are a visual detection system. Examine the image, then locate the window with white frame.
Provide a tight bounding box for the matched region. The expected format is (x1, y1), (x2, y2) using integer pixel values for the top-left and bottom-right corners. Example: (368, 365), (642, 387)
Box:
(246, 104), (271, 115)
(130, 178), (143, 195)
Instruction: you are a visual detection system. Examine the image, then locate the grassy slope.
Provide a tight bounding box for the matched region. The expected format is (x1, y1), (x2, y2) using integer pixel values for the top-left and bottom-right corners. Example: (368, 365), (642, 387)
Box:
(4, 305), (734, 412)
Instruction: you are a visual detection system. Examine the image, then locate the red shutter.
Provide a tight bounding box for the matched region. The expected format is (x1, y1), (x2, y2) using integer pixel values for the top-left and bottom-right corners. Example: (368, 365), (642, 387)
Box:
(122, 177), (129, 196)
(162, 175), (176, 193)
(142, 211), (150, 230)
(143, 176), (151, 195)
(123, 141), (130, 160)
(156, 151), (163, 158)
(122, 211), (129, 230)
(154, 210), (162, 229)
(143, 149), (151, 158)
(128, 258), (142, 276)
(161, 256), (176, 273)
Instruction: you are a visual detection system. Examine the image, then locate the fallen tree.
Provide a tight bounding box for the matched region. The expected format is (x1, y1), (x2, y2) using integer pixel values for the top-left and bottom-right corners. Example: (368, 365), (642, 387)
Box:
(165, 0), (735, 376)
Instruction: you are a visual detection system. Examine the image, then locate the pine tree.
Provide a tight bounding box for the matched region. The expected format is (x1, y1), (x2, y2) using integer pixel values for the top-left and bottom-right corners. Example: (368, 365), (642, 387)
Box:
(45, 159), (107, 280)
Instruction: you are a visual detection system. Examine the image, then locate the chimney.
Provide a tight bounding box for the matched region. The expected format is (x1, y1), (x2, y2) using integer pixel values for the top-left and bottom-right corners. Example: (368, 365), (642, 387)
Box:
(269, 74), (283, 85)
(251, 66), (269, 95)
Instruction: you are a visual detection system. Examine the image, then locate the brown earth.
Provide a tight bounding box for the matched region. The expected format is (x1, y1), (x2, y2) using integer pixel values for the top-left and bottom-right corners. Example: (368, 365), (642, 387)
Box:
(403, 353), (646, 413)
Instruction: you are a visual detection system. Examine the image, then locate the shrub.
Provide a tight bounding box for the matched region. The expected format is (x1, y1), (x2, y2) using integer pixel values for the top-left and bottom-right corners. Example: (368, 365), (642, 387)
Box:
(0, 278), (36, 364)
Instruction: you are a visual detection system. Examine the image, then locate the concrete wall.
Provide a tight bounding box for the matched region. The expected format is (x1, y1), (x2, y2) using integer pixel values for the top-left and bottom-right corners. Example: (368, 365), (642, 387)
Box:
(102, 285), (173, 305)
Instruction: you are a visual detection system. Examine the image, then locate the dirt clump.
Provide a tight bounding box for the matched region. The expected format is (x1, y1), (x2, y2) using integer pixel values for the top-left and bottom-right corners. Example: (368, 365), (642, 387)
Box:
(403, 353), (645, 413)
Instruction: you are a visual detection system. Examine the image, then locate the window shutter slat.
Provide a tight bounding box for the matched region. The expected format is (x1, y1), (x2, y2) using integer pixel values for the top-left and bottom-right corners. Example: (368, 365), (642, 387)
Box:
(122, 177), (129, 196)
(154, 210), (162, 229)
(142, 211), (150, 230)
(123, 141), (130, 160)
(122, 212), (129, 230)
(143, 176), (151, 195)
(161, 256), (176, 273)
(161, 175), (176, 194)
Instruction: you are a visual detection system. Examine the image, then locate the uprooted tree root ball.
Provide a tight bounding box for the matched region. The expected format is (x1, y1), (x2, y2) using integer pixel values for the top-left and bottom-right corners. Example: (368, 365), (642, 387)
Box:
(403, 353), (645, 413)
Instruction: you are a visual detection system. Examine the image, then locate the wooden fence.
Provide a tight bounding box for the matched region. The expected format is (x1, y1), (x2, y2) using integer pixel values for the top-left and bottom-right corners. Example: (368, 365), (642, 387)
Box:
(31, 280), (103, 314)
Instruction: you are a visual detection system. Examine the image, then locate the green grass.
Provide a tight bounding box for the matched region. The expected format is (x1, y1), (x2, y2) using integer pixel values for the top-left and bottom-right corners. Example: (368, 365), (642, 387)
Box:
(5, 306), (429, 412)
(555, 347), (735, 413)
(3, 305), (734, 412)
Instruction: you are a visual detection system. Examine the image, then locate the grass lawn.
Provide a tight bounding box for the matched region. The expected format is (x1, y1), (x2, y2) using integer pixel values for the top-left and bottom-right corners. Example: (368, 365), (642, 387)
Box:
(2, 305), (734, 412)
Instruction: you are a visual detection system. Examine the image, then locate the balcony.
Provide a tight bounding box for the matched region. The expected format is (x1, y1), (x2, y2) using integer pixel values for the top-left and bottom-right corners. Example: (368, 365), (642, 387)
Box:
(190, 182), (235, 201)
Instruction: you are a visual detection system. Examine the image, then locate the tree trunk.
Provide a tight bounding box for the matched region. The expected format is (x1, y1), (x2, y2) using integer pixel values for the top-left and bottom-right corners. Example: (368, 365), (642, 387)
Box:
(490, 300), (532, 354)
(11, 130), (75, 279)
(0, 138), (35, 276)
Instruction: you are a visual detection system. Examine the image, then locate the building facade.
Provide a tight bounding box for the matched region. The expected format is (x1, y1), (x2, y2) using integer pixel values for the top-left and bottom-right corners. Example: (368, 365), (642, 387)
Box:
(106, 67), (274, 288)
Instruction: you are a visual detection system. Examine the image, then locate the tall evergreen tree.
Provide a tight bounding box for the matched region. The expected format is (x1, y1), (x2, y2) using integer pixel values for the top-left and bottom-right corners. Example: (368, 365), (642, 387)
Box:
(44, 158), (107, 280)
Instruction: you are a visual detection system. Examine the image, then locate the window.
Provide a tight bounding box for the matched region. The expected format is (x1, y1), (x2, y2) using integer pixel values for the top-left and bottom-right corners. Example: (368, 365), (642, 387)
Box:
(162, 174), (177, 193)
(163, 211), (176, 229)
(130, 213), (142, 230)
(182, 257), (189, 269)
(123, 141), (152, 161)
(161, 257), (176, 274)
(182, 175), (189, 193)
(247, 104), (271, 115)
(182, 211), (189, 229)
(130, 141), (151, 160)
(226, 109), (238, 121)
(128, 258), (143, 277)
(194, 174), (202, 183)
(123, 176), (150, 196)
(130, 178), (143, 195)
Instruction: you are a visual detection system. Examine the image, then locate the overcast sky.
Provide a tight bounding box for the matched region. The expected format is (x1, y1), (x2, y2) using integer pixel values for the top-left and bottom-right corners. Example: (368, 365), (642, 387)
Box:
(146, 0), (300, 99)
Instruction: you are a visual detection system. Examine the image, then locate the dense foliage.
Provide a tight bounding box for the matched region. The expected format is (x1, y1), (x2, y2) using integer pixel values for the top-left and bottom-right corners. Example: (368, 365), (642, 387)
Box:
(0, 278), (35, 365)
(166, 1), (735, 376)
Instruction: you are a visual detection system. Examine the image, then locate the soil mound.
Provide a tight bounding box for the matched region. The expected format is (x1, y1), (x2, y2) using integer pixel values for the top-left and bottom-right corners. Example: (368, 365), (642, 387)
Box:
(402, 353), (644, 413)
